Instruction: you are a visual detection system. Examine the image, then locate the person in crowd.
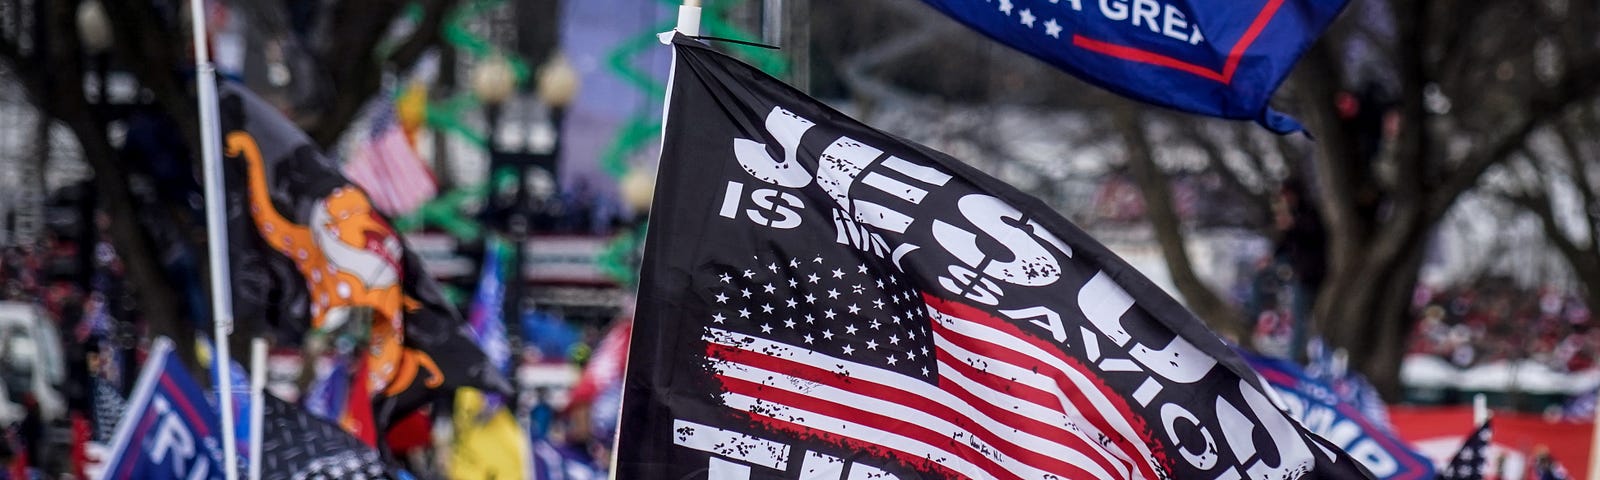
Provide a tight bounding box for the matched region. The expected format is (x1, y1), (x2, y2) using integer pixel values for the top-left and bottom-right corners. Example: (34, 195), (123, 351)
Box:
(1532, 446), (1569, 480)
(14, 396), (38, 478)
(1248, 176), (1324, 360)
(528, 387), (553, 442)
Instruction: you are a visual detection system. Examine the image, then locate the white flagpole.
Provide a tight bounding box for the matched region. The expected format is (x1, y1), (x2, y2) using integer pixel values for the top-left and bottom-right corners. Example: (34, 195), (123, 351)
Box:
(186, 0), (239, 478)
(678, 0), (703, 37)
(610, 6), (701, 480)
(247, 338), (267, 480)
(1588, 394), (1600, 480)
(1473, 393), (1488, 426)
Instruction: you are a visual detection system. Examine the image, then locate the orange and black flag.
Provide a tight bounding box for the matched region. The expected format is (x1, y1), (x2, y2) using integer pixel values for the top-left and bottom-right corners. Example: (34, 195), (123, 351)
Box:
(216, 83), (511, 437)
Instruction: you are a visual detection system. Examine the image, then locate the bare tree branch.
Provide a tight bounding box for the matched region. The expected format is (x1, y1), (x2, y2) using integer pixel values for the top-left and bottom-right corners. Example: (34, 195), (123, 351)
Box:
(1502, 179), (1589, 275)
(1232, 125), (1278, 186)
(305, 0), (414, 147)
(839, 13), (957, 113)
(1435, 1), (1496, 84)
(0, 32), (20, 67)
(1295, 41), (1364, 244)
(294, 0), (459, 147)
(1555, 119), (1600, 250)
(1388, 0), (1434, 195)
(1426, 59), (1600, 219)
(1499, 140), (1600, 330)
(100, 1), (198, 142)
(1176, 120), (1271, 233)
(385, 0), (454, 69)
(23, 0), (200, 370)
(1116, 109), (1246, 342)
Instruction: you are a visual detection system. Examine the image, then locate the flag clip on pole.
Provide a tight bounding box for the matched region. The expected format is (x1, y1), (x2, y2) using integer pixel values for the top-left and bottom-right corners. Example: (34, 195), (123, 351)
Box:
(659, 0), (703, 44)
(186, 0), (239, 478)
(247, 338), (267, 480)
(678, 0), (703, 37)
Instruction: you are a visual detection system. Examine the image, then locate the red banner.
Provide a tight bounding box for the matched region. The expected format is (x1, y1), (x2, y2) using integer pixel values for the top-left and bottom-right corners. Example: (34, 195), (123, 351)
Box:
(1390, 406), (1591, 479)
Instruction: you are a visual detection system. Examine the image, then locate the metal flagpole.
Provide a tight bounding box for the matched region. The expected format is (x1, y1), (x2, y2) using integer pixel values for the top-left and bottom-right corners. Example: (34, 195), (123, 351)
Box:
(248, 338), (267, 480)
(186, 0), (240, 478)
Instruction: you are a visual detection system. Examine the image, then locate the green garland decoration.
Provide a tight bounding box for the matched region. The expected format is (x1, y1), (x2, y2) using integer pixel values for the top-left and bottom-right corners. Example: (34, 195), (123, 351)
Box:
(389, 0), (791, 288)
(592, 0), (790, 287)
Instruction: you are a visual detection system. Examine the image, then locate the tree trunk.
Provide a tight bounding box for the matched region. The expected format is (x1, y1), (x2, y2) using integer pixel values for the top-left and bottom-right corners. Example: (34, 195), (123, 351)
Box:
(512, 0), (561, 76)
(1314, 205), (1430, 398)
(1116, 109), (1247, 342)
(28, 0), (199, 370)
(1316, 250), (1423, 399)
(60, 114), (196, 370)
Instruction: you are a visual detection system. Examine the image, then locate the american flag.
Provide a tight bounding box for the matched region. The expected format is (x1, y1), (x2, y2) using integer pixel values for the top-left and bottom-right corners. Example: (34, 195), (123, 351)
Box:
(341, 99), (436, 216)
(702, 253), (1161, 479)
(620, 34), (1375, 480)
(568, 319), (630, 408)
(1438, 420), (1491, 480)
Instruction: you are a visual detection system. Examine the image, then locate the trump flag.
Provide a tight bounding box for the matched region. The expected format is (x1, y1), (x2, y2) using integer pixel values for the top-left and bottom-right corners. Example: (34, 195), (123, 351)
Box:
(101, 338), (227, 480)
(614, 34), (1374, 479)
(1240, 351), (1433, 479)
(917, 0), (1349, 133)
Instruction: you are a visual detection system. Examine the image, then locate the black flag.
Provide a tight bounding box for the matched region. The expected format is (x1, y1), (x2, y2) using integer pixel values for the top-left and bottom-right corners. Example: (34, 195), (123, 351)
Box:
(217, 84), (511, 434)
(616, 34), (1375, 479)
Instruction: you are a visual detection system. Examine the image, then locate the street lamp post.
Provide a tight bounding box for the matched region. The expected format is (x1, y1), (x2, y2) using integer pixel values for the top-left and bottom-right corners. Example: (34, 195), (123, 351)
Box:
(475, 54), (578, 410)
(620, 166), (656, 284)
(77, 0), (112, 105)
(75, 0), (111, 292)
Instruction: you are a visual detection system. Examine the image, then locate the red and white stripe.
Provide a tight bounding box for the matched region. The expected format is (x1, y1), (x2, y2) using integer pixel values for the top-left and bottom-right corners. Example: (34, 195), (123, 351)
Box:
(343, 125), (435, 216)
(570, 320), (631, 406)
(702, 295), (1170, 480)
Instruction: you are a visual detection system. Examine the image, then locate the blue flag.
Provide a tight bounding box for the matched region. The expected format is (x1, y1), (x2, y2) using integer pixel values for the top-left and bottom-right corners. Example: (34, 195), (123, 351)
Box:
(304, 357), (351, 423)
(468, 238), (513, 414)
(468, 238), (511, 375)
(203, 337), (252, 461)
(530, 438), (603, 480)
(1305, 338), (1393, 430)
(917, 0), (1348, 132)
(101, 338), (229, 480)
(1239, 351), (1432, 480)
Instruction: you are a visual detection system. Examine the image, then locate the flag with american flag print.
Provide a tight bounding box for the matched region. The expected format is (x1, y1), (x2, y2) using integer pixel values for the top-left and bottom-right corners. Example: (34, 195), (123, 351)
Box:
(341, 95), (437, 216)
(616, 35), (1374, 479)
(1436, 420), (1490, 480)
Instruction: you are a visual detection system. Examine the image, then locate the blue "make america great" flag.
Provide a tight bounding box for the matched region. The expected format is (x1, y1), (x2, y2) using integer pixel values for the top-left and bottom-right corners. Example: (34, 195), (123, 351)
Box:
(919, 0), (1349, 133)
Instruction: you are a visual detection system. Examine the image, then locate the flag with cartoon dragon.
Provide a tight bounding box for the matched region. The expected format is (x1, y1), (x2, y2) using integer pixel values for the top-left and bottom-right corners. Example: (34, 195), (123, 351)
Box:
(217, 83), (511, 439)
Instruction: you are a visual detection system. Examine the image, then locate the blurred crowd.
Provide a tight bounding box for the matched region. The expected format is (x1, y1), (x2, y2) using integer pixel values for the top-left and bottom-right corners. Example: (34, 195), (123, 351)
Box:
(0, 228), (626, 478)
(1409, 282), (1595, 372)
(0, 214), (152, 478)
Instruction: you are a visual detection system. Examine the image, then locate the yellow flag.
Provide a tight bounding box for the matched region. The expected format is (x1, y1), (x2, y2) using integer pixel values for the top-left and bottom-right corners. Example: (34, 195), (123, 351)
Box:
(449, 388), (529, 479)
(397, 80), (428, 139)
